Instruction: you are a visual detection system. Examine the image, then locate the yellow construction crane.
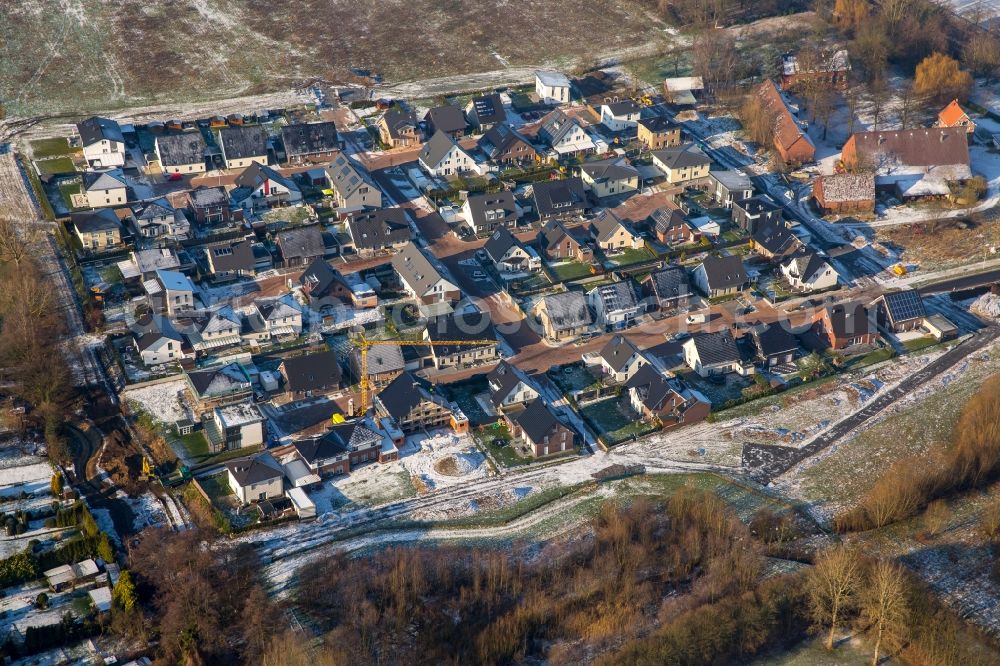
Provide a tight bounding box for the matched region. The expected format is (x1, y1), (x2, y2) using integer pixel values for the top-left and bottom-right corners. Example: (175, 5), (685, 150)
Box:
(353, 335), (496, 416)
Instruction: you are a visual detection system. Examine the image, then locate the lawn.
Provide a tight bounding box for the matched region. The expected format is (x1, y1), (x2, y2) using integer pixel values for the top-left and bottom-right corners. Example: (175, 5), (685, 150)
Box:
(174, 431), (210, 463)
(903, 335), (939, 353)
(475, 422), (533, 468)
(579, 397), (658, 445)
(30, 137), (77, 159)
(35, 157), (77, 175)
(843, 346), (896, 370)
(627, 52), (692, 87)
(549, 363), (600, 394)
(548, 260), (593, 282)
(605, 246), (657, 267)
(58, 181), (82, 209)
(683, 372), (753, 409)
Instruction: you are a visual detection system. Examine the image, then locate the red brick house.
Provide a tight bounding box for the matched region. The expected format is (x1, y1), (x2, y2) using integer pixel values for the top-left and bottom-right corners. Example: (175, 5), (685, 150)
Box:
(813, 174), (875, 215)
(757, 80), (815, 165)
(505, 399), (576, 458)
(813, 302), (877, 350)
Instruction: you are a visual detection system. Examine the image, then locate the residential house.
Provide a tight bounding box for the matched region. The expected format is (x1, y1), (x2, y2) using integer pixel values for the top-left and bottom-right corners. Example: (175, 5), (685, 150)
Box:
(488, 361), (540, 412)
(276, 226), (326, 267)
(599, 100), (641, 132)
(466, 94), (507, 131)
(375, 371), (464, 433)
(130, 314), (183, 366)
(580, 158), (640, 199)
(691, 255), (749, 298)
(424, 105), (468, 138)
(391, 242), (461, 311)
(750, 220), (802, 260)
(624, 365), (711, 428)
(206, 240), (257, 279)
(279, 349), (342, 398)
(649, 208), (701, 246)
(599, 335), (648, 383)
(483, 226), (540, 273)
(936, 99), (975, 135)
(189, 186), (242, 226)
(683, 331), (751, 377)
(757, 79), (816, 164)
(642, 265), (692, 311)
(841, 128), (971, 199)
(532, 291), (592, 341)
(779, 49), (851, 90)
(218, 125), (269, 169)
(326, 153), (382, 210)
(424, 311), (497, 370)
(130, 248), (180, 280)
(532, 177), (588, 220)
(72, 209), (123, 250)
(780, 253), (838, 292)
(418, 130), (476, 177)
(155, 132), (208, 174)
(871, 289), (927, 333)
(651, 143), (711, 184)
(813, 302), (877, 349)
(733, 196), (783, 234)
(232, 162), (302, 211)
(293, 434), (351, 477)
(506, 399), (576, 458)
(299, 257), (355, 305)
(535, 70), (572, 104)
(589, 210), (644, 252)
(82, 170), (128, 208)
(348, 343), (406, 388)
(751, 322), (799, 367)
(636, 116), (682, 150)
(537, 219), (593, 261)
(328, 419), (386, 468)
(131, 197), (189, 240)
(77, 117), (125, 168)
(708, 170), (754, 208)
(182, 307), (243, 353)
(347, 208), (410, 257)
(537, 110), (595, 157)
(255, 295), (304, 338)
(813, 173), (876, 215)
(477, 123), (537, 166)
(226, 454), (283, 504)
(377, 109), (420, 148)
(185, 362), (252, 408)
(589, 280), (642, 331)
(462, 190), (519, 235)
(208, 403), (265, 452)
(281, 121), (340, 164)
(154, 269), (196, 316)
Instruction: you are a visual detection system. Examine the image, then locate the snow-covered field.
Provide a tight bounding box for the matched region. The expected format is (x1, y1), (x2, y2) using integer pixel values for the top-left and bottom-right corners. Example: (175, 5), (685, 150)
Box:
(0, 449), (52, 498)
(122, 379), (189, 424)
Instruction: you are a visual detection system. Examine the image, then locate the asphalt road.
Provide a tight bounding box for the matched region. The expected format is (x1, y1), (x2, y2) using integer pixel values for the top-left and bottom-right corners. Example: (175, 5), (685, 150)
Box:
(916, 268), (1000, 295)
(742, 325), (1000, 483)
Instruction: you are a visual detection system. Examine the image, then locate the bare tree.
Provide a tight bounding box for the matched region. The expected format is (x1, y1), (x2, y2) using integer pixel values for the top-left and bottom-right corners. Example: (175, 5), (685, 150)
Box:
(963, 33), (1000, 80)
(859, 561), (909, 665)
(866, 80), (890, 131)
(808, 546), (863, 650)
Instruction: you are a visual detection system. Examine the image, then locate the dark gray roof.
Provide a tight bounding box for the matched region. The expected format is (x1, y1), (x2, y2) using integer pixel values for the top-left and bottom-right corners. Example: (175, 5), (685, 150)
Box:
(156, 132), (207, 166)
(652, 143), (710, 169)
(186, 363), (251, 398)
(281, 350), (342, 393)
(465, 191), (518, 231)
(689, 331), (741, 366)
(625, 364), (682, 411)
(136, 197), (173, 221)
(424, 105), (468, 134)
(539, 110), (585, 147)
(637, 115), (678, 134)
(649, 207), (689, 235)
(227, 455), (283, 486)
(538, 291), (591, 331)
(751, 220), (799, 255)
(425, 311), (495, 353)
(752, 322), (799, 358)
(487, 361), (535, 407)
(709, 170), (753, 192)
(699, 255), (748, 290)
(376, 371), (447, 420)
(189, 186), (229, 208)
(78, 117), (124, 146)
(590, 280), (640, 314)
(294, 434), (349, 464)
(532, 177), (587, 218)
(603, 100), (641, 116)
(82, 170), (127, 191)
(233, 162), (299, 192)
(826, 301), (874, 339)
(581, 158), (639, 183)
(784, 253), (829, 283)
(219, 125), (269, 160)
(281, 121), (339, 157)
(600, 335), (641, 372)
(208, 241), (256, 273)
(326, 153), (376, 199)
(483, 226), (522, 263)
(736, 196), (782, 217)
(514, 399), (564, 443)
(645, 266), (690, 300)
(348, 208), (410, 249)
(299, 257), (348, 298)
(72, 208), (121, 233)
(391, 242), (448, 296)
(479, 123), (534, 159)
(352, 344), (405, 376)
(879, 289), (926, 324)
(419, 130), (465, 167)
(276, 226), (325, 261)
(381, 109), (418, 140)
(470, 94), (506, 125)
(589, 210), (638, 243)
(131, 314), (182, 350)
(328, 420), (383, 451)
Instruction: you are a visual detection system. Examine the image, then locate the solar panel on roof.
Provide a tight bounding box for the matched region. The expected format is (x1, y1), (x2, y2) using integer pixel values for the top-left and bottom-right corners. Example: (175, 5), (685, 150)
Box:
(885, 290), (925, 322)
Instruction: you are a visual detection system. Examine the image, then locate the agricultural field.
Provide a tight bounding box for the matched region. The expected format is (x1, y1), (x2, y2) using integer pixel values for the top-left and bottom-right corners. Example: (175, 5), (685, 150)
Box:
(2, 0), (671, 118)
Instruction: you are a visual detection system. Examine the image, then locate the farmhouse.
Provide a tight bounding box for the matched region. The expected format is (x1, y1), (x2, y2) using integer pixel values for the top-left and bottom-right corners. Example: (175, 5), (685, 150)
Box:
(756, 79), (815, 164)
(936, 99), (975, 134)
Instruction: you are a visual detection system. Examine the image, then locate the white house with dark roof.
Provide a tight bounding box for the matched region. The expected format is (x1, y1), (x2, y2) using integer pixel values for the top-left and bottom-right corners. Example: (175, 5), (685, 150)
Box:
(780, 253), (838, 292)
(589, 210), (644, 252)
(599, 335), (648, 383)
(580, 158), (640, 199)
(483, 227), (540, 273)
(683, 331), (753, 377)
(83, 169), (128, 208)
(130, 314), (183, 366)
(77, 117), (125, 168)
(227, 453), (283, 504)
(131, 197), (190, 240)
(419, 130), (476, 177)
(461, 191), (519, 235)
(538, 110), (595, 157)
(325, 153), (382, 211)
(588, 280), (642, 330)
(155, 132), (208, 174)
(391, 242), (460, 313)
(691, 255), (748, 298)
(599, 100), (641, 132)
(232, 163), (302, 211)
(219, 125), (269, 169)
(488, 361), (540, 412)
(651, 143), (711, 183)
